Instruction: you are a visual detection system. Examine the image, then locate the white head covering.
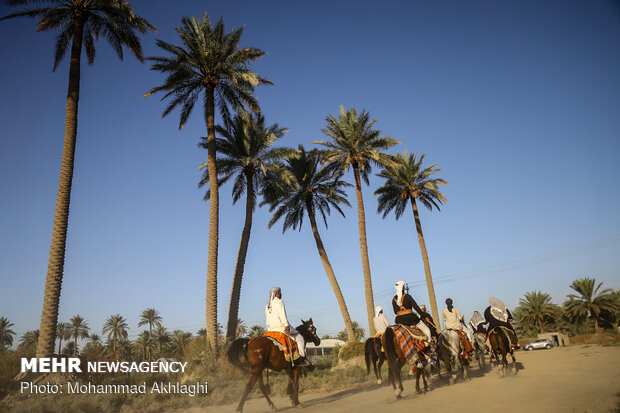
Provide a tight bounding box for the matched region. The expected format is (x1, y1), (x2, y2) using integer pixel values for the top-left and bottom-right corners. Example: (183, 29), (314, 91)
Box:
(489, 297), (508, 322)
(375, 306), (383, 317)
(395, 281), (405, 306)
(267, 287), (281, 312)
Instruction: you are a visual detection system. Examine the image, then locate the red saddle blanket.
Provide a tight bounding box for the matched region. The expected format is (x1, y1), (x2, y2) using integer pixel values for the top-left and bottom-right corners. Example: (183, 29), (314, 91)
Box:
(392, 325), (428, 360)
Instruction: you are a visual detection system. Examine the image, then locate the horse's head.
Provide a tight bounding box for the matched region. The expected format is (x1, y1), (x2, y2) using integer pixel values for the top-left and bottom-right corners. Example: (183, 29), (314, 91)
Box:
(298, 318), (321, 346)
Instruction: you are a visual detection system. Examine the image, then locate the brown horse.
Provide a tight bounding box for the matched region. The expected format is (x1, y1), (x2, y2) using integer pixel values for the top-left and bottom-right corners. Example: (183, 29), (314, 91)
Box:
(488, 326), (517, 377)
(364, 336), (386, 384)
(227, 319), (320, 412)
(382, 326), (430, 398)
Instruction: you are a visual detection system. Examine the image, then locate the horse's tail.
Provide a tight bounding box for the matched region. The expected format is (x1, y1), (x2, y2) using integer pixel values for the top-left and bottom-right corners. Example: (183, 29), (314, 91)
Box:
(227, 338), (251, 371)
(364, 338), (373, 374)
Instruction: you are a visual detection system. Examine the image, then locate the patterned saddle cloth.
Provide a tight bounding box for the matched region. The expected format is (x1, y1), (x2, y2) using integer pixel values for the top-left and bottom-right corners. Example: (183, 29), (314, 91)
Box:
(262, 331), (300, 362)
(392, 324), (429, 360)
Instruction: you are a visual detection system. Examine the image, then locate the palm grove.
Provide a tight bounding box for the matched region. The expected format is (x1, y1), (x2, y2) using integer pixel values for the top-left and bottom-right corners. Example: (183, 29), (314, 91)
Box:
(2, 1), (616, 358)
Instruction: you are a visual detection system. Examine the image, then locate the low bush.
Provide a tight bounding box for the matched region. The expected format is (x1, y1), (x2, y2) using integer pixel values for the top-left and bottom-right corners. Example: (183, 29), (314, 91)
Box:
(338, 341), (364, 361)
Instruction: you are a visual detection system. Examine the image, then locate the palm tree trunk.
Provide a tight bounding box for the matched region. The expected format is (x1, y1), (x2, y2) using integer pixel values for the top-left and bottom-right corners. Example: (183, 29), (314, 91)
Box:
(205, 83), (219, 352)
(58, 336), (62, 355)
(594, 317), (599, 334)
(305, 198), (355, 342)
(538, 316), (545, 334)
(36, 19), (84, 358)
(73, 337), (77, 356)
(226, 170), (255, 342)
(410, 198), (440, 328)
(352, 164), (375, 336)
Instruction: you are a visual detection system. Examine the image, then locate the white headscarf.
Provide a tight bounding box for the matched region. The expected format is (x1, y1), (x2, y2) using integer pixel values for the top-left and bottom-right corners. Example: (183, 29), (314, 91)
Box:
(375, 306), (383, 317)
(266, 287), (281, 312)
(395, 281), (405, 306)
(489, 297), (508, 322)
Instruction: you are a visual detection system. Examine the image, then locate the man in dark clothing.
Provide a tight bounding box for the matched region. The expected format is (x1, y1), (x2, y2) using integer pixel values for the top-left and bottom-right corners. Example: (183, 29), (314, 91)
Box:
(484, 297), (519, 348)
(392, 280), (431, 341)
(419, 305), (440, 341)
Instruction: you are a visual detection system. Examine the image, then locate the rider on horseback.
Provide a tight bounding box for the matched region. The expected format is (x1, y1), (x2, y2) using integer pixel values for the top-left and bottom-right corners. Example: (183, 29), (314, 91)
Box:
(392, 280), (432, 342)
(469, 311), (487, 335)
(484, 297), (520, 349)
(418, 304), (440, 341)
(373, 306), (390, 335)
(442, 298), (474, 356)
(265, 287), (311, 368)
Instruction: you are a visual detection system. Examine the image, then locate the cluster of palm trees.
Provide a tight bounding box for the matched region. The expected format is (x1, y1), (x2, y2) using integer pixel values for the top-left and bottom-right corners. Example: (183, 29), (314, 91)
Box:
(513, 277), (619, 336)
(2, 1), (448, 356)
(0, 309), (203, 361)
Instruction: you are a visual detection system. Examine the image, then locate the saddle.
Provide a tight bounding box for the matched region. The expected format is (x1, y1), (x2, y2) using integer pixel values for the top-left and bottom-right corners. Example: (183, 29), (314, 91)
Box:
(263, 331), (300, 362)
(447, 329), (474, 354)
(392, 324), (429, 360)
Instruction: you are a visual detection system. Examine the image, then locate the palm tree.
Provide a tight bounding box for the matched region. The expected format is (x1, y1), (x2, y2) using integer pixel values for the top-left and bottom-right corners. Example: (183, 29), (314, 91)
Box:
(313, 106), (399, 336)
(249, 325), (265, 337)
(236, 318), (248, 338)
(153, 326), (171, 358)
(375, 150), (448, 325)
(1, 1), (155, 358)
(336, 321), (366, 341)
(0, 317), (16, 351)
(169, 330), (193, 358)
(138, 308), (162, 339)
(199, 111), (290, 341)
(56, 322), (71, 355)
(69, 315), (89, 356)
(134, 331), (155, 361)
(144, 14), (271, 351)
(564, 277), (618, 334)
(18, 330), (40, 354)
(102, 314), (129, 359)
(262, 146), (356, 341)
(516, 291), (558, 334)
(82, 334), (104, 360)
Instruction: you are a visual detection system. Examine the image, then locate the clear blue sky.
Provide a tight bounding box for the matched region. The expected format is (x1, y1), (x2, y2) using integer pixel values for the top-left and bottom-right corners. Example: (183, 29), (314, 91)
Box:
(1, 0), (619, 343)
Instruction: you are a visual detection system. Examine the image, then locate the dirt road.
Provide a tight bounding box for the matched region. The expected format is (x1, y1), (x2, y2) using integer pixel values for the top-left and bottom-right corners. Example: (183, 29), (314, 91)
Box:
(177, 345), (620, 413)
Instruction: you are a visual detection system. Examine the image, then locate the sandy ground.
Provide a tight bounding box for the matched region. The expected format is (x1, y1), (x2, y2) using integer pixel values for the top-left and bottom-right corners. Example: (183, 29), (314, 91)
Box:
(173, 345), (620, 413)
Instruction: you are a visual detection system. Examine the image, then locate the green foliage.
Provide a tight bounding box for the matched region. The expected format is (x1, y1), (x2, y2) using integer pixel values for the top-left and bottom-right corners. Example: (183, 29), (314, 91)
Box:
(375, 150), (448, 219)
(564, 277), (618, 333)
(337, 321), (365, 341)
(514, 291), (560, 334)
(0, 317), (15, 351)
(338, 340), (364, 361)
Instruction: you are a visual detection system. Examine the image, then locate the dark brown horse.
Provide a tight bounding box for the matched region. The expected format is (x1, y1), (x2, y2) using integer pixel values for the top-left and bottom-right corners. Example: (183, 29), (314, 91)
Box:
(382, 326), (430, 398)
(488, 326), (517, 377)
(364, 336), (386, 384)
(227, 319), (320, 412)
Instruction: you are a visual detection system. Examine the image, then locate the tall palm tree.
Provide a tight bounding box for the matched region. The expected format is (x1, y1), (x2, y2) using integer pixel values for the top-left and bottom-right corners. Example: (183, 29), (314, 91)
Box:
(313, 106), (399, 336)
(262, 146), (356, 341)
(144, 14), (271, 350)
(56, 322), (71, 355)
(102, 314), (129, 359)
(82, 334), (104, 360)
(236, 318), (248, 338)
(69, 315), (89, 356)
(199, 111), (290, 341)
(138, 308), (162, 360)
(170, 330), (193, 358)
(564, 277), (618, 334)
(18, 330), (40, 354)
(375, 151), (448, 324)
(1, 1), (155, 358)
(153, 326), (170, 358)
(0, 317), (16, 351)
(516, 291), (558, 334)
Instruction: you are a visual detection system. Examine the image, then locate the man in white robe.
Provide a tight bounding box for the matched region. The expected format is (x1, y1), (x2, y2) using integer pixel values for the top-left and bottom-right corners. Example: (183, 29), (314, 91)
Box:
(265, 287), (310, 367)
(373, 306), (390, 335)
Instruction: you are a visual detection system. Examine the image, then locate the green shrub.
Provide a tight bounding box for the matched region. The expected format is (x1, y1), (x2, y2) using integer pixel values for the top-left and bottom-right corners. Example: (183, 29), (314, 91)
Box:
(338, 341), (364, 361)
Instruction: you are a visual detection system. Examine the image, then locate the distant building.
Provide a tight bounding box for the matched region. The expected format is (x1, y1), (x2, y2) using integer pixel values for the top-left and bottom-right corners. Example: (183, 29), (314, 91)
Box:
(306, 338), (345, 362)
(537, 332), (569, 347)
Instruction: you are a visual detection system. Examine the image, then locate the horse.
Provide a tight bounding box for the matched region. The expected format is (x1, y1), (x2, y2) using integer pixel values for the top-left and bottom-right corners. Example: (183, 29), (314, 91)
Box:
(472, 331), (487, 369)
(488, 326), (517, 377)
(382, 326), (431, 398)
(364, 336), (386, 384)
(437, 330), (470, 384)
(227, 319), (321, 413)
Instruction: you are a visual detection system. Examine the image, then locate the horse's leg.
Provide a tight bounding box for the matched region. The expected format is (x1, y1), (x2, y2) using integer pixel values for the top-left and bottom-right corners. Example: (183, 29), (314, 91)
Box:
(257, 370), (276, 411)
(372, 350), (381, 384)
(511, 349), (518, 373)
(377, 352), (385, 384)
(292, 367), (302, 407)
(236, 369), (260, 413)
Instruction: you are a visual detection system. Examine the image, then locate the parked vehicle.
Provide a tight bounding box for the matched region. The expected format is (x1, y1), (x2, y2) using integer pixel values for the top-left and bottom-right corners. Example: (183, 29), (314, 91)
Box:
(523, 338), (554, 351)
